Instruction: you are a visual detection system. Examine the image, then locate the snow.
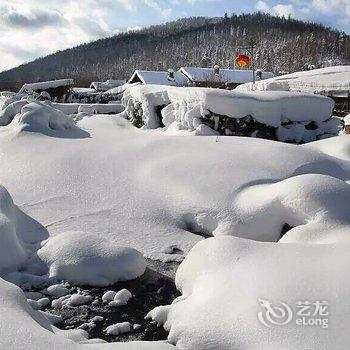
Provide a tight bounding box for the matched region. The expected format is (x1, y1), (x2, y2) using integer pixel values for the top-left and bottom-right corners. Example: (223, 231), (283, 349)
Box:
(1, 114), (350, 265)
(0, 277), (175, 349)
(0, 185), (26, 274)
(236, 66), (350, 94)
(128, 70), (186, 86)
(5, 100), (83, 137)
(123, 84), (334, 130)
(2, 82), (350, 348)
(113, 289), (132, 305)
(64, 293), (93, 307)
(105, 322), (132, 336)
(180, 67), (274, 84)
(344, 113), (350, 125)
(90, 80), (126, 91)
(37, 231), (146, 286)
(102, 290), (116, 302)
(43, 284), (70, 298)
(50, 102), (124, 115)
(0, 100), (28, 126)
(18, 79), (74, 94)
(147, 235), (350, 350)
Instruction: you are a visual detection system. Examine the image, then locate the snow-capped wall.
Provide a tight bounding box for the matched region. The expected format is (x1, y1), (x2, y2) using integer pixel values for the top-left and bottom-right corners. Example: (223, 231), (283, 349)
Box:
(121, 85), (337, 142)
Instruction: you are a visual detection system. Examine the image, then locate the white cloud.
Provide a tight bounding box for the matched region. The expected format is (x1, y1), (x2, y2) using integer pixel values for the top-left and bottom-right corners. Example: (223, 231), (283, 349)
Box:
(255, 1), (294, 18)
(0, 0), (176, 72)
(255, 1), (270, 12)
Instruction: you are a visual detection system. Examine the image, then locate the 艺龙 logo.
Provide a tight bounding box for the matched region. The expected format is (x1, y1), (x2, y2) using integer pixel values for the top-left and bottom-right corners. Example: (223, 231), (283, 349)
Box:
(257, 298), (293, 327)
(257, 298), (329, 329)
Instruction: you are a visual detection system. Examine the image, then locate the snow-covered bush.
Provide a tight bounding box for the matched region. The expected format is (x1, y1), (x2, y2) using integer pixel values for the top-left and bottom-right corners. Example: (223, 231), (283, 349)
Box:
(121, 85), (338, 143)
(38, 231), (146, 286)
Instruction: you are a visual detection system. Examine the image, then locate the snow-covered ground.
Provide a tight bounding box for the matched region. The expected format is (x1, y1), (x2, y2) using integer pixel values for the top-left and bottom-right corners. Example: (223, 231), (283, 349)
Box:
(1, 91), (350, 348)
(236, 65), (350, 95)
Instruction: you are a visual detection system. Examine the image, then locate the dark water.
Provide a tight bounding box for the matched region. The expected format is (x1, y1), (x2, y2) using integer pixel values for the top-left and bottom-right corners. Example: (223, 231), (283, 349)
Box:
(43, 260), (180, 343)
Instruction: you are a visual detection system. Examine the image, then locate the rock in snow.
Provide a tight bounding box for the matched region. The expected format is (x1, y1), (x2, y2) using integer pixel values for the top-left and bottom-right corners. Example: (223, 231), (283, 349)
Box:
(0, 277), (175, 349)
(37, 231), (146, 286)
(105, 322), (132, 336)
(43, 284), (70, 298)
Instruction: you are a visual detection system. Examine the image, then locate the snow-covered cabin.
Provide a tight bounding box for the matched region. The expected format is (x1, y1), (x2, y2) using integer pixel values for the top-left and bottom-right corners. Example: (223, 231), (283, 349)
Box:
(89, 80), (126, 92)
(18, 79), (74, 101)
(179, 67), (274, 89)
(236, 66), (350, 116)
(128, 70), (186, 86)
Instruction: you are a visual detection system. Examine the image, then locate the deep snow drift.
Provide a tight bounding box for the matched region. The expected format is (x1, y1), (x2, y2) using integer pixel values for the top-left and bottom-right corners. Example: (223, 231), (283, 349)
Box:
(236, 65), (350, 94)
(1, 115), (350, 266)
(2, 94), (350, 348)
(148, 236), (350, 350)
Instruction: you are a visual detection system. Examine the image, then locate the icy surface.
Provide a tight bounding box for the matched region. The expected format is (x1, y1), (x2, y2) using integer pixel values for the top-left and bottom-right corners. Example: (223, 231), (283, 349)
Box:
(148, 236), (350, 350)
(236, 66), (350, 94)
(38, 231), (146, 286)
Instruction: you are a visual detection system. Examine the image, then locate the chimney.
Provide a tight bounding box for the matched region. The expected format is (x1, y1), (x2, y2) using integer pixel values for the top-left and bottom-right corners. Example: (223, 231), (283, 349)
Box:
(214, 65), (220, 75)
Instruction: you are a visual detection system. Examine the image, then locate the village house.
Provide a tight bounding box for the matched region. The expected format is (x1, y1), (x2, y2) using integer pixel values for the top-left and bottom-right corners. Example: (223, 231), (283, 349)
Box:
(127, 67), (274, 90)
(128, 69), (187, 86)
(179, 66), (274, 89)
(18, 79), (74, 101)
(89, 79), (126, 92)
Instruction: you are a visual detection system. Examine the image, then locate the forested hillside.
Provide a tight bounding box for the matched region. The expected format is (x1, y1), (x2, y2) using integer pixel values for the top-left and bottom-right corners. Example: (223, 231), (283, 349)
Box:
(0, 12), (349, 91)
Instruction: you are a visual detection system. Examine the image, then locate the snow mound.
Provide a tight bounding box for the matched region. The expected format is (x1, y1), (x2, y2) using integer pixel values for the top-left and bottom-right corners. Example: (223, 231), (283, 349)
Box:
(37, 231), (146, 286)
(0, 185), (26, 274)
(236, 66), (350, 94)
(11, 101), (73, 132)
(147, 236), (350, 350)
(0, 100), (28, 126)
(122, 85), (336, 141)
(5, 101), (89, 138)
(232, 173), (350, 243)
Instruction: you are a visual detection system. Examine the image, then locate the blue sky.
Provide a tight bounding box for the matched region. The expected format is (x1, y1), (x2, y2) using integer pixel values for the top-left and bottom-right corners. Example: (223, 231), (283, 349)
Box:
(0, 0), (349, 72)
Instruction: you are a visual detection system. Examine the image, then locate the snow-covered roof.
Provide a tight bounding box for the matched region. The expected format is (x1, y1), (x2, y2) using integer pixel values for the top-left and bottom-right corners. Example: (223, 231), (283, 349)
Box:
(179, 67), (274, 84)
(128, 70), (186, 86)
(236, 66), (350, 94)
(89, 80), (126, 91)
(19, 79), (74, 94)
